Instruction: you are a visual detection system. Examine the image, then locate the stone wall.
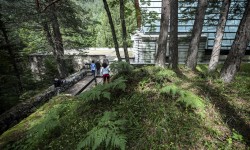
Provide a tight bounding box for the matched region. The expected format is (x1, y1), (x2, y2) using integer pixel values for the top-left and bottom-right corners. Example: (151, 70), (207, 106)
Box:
(0, 70), (87, 135)
(29, 54), (106, 79)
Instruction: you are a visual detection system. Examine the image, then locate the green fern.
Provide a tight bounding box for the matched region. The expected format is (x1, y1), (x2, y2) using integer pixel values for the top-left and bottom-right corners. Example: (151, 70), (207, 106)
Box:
(177, 91), (205, 110)
(77, 111), (127, 150)
(78, 77), (126, 102)
(156, 69), (176, 78)
(110, 61), (134, 75)
(160, 85), (205, 110)
(106, 77), (126, 91)
(160, 84), (180, 96)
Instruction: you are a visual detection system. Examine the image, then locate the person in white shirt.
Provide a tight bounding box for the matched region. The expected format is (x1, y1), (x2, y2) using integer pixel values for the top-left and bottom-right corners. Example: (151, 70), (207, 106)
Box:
(101, 62), (110, 84)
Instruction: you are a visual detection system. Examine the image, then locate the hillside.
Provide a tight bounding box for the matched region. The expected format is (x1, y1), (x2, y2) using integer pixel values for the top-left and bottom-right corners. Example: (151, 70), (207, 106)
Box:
(0, 64), (249, 149)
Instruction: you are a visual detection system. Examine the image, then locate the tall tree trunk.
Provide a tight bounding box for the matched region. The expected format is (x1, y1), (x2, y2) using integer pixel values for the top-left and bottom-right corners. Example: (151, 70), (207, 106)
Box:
(42, 23), (55, 52)
(36, 0), (67, 78)
(0, 19), (23, 93)
(120, 0), (130, 63)
(103, 0), (122, 62)
(208, 0), (231, 72)
(185, 0), (208, 70)
(169, 0), (178, 69)
(155, 0), (170, 68)
(36, 0), (54, 49)
(220, 1), (250, 83)
(50, 2), (67, 78)
(134, 0), (141, 30)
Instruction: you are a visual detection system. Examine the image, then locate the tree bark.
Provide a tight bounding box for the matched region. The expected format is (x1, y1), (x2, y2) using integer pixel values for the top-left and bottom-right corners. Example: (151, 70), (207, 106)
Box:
(220, 1), (250, 83)
(120, 0), (130, 63)
(155, 0), (170, 68)
(36, 0), (55, 54)
(134, 0), (141, 30)
(0, 19), (23, 93)
(169, 0), (178, 69)
(208, 0), (230, 72)
(103, 0), (122, 62)
(36, 0), (67, 78)
(50, 2), (67, 78)
(185, 0), (208, 70)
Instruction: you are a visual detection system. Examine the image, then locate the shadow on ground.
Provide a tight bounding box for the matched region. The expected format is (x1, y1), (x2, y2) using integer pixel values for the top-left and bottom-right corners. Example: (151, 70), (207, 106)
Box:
(195, 81), (250, 145)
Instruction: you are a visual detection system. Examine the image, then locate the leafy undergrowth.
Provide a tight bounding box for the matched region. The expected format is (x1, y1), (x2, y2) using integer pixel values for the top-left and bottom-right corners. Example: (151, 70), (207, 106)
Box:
(0, 64), (249, 149)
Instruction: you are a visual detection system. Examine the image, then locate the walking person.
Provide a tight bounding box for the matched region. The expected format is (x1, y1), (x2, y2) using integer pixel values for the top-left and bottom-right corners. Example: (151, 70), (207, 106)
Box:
(103, 58), (109, 65)
(101, 62), (110, 84)
(95, 61), (101, 76)
(90, 60), (96, 76)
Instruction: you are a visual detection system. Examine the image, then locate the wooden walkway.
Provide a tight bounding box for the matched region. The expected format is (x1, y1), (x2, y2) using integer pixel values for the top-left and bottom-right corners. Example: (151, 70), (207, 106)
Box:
(64, 73), (103, 96)
(80, 77), (103, 93)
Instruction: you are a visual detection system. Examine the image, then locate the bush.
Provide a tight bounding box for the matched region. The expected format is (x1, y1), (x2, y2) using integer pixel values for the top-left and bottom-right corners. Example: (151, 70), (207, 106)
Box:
(109, 61), (134, 75)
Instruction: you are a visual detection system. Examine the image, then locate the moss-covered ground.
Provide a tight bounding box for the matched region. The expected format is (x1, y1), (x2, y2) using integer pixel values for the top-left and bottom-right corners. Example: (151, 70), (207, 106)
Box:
(0, 64), (249, 149)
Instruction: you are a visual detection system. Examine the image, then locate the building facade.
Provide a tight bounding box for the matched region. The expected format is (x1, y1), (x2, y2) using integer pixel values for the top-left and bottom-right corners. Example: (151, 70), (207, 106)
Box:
(132, 0), (250, 63)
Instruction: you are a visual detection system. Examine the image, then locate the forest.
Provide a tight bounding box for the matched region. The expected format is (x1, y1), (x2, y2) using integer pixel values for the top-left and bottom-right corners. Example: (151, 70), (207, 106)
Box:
(0, 0), (137, 114)
(0, 0), (250, 149)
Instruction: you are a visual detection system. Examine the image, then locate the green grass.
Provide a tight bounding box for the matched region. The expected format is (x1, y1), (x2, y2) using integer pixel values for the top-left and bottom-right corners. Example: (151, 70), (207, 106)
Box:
(0, 64), (249, 149)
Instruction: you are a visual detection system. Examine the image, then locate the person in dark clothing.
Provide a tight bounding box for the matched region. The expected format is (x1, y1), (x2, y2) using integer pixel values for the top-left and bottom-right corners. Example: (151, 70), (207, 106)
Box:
(54, 78), (64, 95)
(54, 78), (63, 87)
(95, 61), (101, 76)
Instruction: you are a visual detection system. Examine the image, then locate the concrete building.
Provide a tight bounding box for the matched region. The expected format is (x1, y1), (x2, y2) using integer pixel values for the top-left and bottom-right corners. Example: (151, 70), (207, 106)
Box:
(131, 0), (250, 63)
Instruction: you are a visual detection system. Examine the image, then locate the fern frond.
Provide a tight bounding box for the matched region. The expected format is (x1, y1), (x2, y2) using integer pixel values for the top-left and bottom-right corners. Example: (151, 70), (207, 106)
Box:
(160, 85), (180, 97)
(78, 77), (126, 103)
(77, 130), (92, 150)
(77, 111), (127, 150)
(156, 69), (176, 78)
(111, 133), (126, 150)
(102, 92), (111, 100)
(179, 90), (186, 98)
(99, 111), (117, 124)
(154, 69), (177, 82)
(92, 128), (108, 150)
(108, 77), (126, 91)
(177, 91), (205, 110)
(78, 88), (103, 102)
(113, 119), (126, 126)
(160, 85), (205, 111)
(105, 131), (112, 148)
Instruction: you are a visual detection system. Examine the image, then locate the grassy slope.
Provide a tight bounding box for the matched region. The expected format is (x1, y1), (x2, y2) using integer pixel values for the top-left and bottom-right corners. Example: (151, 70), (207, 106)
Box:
(0, 64), (249, 149)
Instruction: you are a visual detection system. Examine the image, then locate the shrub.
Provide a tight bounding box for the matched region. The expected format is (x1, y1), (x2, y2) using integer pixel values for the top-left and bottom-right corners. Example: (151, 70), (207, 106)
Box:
(109, 61), (134, 75)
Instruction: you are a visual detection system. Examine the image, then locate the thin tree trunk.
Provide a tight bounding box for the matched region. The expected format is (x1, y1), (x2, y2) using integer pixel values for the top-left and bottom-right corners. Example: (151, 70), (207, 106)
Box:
(220, 1), (250, 83)
(155, 0), (170, 68)
(0, 20), (23, 93)
(169, 0), (178, 69)
(185, 0), (208, 70)
(103, 0), (122, 61)
(208, 0), (230, 72)
(120, 0), (130, 63)
(134, 0), (141, 30)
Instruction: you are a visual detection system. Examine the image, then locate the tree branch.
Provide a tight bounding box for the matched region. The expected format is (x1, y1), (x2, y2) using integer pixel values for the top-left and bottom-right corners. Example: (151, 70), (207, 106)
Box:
(42, 0), (61, 12)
